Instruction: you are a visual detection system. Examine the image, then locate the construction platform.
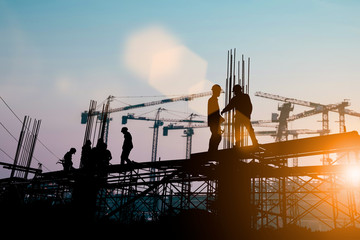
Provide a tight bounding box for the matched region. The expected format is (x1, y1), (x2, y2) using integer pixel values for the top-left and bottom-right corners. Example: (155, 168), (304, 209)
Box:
(1, 131), (360, 234)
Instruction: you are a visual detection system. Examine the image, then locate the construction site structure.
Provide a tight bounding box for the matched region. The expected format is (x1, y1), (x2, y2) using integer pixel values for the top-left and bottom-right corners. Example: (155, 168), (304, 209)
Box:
(255, 92), (360, 157)
(163, 122), (208, 160)
(121, 110), (205, 163)
(1, 131), (360, 236)
(255, 91), (360, 137)
(255, 91), (360, 228)
(2, 50), (360, 239)
(163, 113), (207, 160)
(80, 92), (213, 144)
(0, 115), (42, 180)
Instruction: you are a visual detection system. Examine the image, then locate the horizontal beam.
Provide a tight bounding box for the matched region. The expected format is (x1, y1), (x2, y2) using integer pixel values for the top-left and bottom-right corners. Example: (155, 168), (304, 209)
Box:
(40, 132), (360, 181)
(250, 163), (353, 178)
(258, 131), (360, 160)
(0, 161), (41, 174)
(191, 131), (360, 161)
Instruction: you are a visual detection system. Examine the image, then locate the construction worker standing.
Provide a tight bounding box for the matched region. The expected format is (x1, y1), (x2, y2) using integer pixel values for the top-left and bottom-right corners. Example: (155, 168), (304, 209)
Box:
(121, 127), (133, 164)
(208, 84), (225, 152)
(221, 84), (258, 147)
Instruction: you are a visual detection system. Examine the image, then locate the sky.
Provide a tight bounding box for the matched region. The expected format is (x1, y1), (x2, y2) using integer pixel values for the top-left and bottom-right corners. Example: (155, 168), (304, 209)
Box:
(1, 0), (360, 178)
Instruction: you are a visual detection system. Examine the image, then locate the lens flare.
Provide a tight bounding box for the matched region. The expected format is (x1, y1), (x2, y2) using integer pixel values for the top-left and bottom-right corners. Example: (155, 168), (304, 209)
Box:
(345, 165), (360, 187)
(123, 25), (212, 114)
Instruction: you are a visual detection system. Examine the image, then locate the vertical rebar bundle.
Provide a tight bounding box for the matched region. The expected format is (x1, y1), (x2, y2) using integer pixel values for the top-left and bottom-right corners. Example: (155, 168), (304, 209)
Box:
(11, 115), (41, 179)
(83, 100), (97, 146)
(223, 49), (251, 149)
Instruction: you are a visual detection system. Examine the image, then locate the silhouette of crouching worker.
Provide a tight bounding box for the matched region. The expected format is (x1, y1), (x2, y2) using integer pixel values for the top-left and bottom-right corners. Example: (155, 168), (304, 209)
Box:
(121, 127), (133, 165)
(62, 147), (76, 172)
(208, 84), (225, 152)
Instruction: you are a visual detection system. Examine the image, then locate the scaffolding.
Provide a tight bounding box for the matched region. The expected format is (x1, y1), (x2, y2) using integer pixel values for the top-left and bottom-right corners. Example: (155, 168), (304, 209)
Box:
(0, 131), (354, 231)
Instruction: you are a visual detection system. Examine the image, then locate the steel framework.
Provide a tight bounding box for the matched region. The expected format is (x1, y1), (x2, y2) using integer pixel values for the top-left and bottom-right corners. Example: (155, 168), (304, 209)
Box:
(3, 131), (357, 232)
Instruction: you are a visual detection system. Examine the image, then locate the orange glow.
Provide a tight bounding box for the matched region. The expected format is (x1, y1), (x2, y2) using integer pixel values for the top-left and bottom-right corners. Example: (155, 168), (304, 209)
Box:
(345, 165), (360, 187)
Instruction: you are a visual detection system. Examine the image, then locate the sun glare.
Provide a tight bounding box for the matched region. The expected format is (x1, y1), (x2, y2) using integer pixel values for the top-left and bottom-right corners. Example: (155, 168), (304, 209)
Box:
(345, 166), (360, 187)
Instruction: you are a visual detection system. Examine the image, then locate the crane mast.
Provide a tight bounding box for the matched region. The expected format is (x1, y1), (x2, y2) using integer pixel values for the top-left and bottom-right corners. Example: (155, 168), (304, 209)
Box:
(151, 108), (163, 164)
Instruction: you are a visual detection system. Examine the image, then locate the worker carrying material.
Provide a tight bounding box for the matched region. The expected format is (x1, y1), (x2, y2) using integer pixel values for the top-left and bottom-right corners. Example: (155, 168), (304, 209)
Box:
(208, 84), (225, 152)
(221, 84), (258, 147)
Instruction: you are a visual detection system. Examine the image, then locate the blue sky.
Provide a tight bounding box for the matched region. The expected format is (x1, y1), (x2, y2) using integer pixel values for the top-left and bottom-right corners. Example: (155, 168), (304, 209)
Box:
(1, 0), (360, 177)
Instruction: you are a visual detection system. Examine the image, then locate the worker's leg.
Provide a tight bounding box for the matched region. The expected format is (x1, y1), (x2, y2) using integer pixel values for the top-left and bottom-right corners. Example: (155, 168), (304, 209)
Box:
(208, 125), (221, 152)
(234, 116), (241, 147)
(126, 150), (132, 164)
(122, 149), (132, 164)
(244, 117), (258, 146)
(120, 151), (127, 165)
(214, 126), (222, 151)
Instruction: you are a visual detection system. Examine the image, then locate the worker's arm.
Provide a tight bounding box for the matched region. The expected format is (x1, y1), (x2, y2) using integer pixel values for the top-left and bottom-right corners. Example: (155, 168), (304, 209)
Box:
(221, 99), (235, 115)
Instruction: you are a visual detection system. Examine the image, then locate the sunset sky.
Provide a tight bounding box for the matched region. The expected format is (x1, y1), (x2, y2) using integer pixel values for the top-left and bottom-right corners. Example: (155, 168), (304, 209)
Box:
(1, 0), (360, 177)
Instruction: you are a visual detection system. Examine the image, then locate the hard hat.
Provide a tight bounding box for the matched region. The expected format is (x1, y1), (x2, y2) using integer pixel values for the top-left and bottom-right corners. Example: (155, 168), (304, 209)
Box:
(233, 85), (242, 92)
(211, 84), (221, 91)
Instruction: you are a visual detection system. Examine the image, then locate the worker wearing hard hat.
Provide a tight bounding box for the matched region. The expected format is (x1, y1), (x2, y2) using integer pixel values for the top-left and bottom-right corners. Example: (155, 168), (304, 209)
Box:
(208, 84), (225, 152)
(221, 84), (258, 147)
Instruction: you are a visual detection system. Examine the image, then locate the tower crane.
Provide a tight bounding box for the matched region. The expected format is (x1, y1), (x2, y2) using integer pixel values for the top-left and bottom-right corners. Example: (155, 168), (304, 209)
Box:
(81, 91), (214, 145)
(255, 129), (327, 138)
(255, 91), (360, 165)
(121, 110), (205, 164)
(255, 91), (360, 135)
(163, 113), (207, 159)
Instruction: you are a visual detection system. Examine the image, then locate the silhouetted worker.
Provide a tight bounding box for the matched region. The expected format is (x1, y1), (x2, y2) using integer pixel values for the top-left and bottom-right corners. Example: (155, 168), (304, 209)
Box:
(62, 148), (76, 171)
(208, 84), (225, 152)
(80, 139), (92, 169)
(85, 138), (102, 171)
(103, 143), (112, 166)
(221, 84), (258, 147)
(96, 142), (112, 182)
(94, 138), (106, 168)
(121, 127), (133, 164)
(98, 142), (112, 169)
